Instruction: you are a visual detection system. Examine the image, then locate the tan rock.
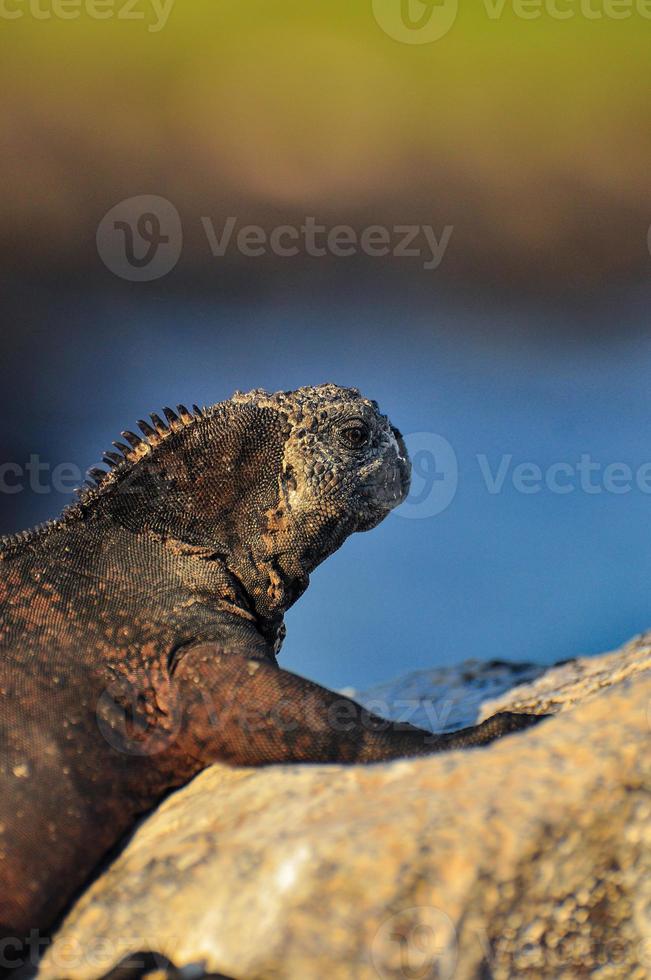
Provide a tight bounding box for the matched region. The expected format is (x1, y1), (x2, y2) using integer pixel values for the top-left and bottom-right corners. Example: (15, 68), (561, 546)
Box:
(39, 638), (651, 979)
(480, 631), (651, 718)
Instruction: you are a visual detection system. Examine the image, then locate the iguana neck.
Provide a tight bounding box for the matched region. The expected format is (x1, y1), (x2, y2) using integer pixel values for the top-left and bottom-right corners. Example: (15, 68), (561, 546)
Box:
(12, 488), (353, 651)
(13, 512), (288, 655)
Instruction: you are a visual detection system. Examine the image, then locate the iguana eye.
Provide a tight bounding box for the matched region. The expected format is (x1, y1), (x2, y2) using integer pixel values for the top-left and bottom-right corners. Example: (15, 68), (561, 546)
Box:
(339, 422), (370, 449)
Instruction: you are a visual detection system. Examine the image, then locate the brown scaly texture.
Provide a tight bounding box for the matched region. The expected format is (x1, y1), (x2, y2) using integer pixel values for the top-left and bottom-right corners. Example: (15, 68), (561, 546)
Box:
(0, 383), (539, 967)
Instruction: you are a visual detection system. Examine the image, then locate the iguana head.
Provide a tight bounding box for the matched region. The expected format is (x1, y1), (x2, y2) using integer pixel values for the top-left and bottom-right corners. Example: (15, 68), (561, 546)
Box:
(83, 383), (410, 624)
(231, 383), (411, 534)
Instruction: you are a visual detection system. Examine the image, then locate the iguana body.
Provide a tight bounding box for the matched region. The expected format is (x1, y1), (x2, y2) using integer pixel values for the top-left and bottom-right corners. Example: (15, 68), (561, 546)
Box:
(0, 384), (538, 965)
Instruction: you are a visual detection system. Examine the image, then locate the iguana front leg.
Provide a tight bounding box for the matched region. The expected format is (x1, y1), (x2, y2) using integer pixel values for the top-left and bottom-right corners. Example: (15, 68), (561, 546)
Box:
(161, 644), (544, 774)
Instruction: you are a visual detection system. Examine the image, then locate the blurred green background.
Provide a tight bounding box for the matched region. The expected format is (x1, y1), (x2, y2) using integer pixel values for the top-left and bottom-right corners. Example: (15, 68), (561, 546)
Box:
(2, 0), (650, 289)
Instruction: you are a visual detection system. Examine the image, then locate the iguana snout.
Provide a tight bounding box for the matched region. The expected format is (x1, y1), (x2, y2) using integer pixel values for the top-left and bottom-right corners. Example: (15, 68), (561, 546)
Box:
(262, 384), (411, 538)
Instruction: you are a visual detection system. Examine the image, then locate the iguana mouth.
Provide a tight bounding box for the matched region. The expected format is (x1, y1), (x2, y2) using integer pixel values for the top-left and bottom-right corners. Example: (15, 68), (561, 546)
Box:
(359, 447), (411, 513)
(387, 461), (410, 508)
(391, 425), (411, 499)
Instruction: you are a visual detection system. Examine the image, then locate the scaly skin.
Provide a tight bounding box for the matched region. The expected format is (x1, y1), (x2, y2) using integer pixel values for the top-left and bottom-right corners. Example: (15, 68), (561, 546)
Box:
(0, 384), (541, 962)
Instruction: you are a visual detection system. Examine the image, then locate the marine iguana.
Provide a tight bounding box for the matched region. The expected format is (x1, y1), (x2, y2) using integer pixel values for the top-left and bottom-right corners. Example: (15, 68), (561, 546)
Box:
(0, 383), (540, 963)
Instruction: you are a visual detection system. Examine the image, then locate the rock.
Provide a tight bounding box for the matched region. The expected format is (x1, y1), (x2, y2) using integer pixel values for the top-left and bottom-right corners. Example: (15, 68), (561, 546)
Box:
(480, 631), (651, 719)
(39, 635), (651, 979)
(349, 658), (547, 733)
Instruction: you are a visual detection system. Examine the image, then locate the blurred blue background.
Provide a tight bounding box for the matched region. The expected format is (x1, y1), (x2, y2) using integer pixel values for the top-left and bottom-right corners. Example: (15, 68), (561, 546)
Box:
(3, 277), (651, 690)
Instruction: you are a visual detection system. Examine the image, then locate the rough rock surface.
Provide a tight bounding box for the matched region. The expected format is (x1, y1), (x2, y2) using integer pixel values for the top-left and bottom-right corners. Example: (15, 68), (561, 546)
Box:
(480, 631), (651, 720)
(39, 635), (651, 980)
